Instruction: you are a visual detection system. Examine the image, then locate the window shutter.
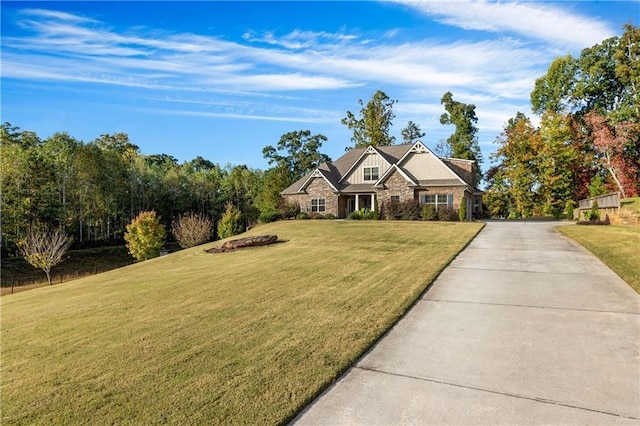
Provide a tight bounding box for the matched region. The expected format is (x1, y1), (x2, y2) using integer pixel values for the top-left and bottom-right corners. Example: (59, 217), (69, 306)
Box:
(448, 194), (453, 207)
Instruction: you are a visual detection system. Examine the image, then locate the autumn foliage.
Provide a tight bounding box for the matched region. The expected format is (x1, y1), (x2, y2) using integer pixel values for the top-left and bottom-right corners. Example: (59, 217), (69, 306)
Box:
(486, 24), (639, 217)
(584, 111), (639, 198)
(124, 211), (166, 261)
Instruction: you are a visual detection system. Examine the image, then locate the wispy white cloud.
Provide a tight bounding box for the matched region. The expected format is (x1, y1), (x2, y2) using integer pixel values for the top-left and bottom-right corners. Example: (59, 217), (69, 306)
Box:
(140, 107), (336, 124)
(390, 0), (615, 49)
(0, 4), (598, 144)
(242, 29), (358, 50)
(18, 8), (98, 24)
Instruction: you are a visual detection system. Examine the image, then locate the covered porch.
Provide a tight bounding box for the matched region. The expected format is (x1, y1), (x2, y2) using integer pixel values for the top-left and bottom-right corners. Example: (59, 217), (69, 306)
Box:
(339, 193), (377, 218)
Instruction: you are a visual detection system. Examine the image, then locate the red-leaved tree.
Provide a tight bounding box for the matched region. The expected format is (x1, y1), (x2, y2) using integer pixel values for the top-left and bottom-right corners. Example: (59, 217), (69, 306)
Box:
(584, 112), (639, 198)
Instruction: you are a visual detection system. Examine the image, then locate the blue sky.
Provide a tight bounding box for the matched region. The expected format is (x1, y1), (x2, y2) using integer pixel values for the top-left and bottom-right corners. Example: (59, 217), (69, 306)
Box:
(1, 1), (637, 170)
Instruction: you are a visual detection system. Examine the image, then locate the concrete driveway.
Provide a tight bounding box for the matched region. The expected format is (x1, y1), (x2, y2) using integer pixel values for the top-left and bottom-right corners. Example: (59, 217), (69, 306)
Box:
(293, 221), (640, 425)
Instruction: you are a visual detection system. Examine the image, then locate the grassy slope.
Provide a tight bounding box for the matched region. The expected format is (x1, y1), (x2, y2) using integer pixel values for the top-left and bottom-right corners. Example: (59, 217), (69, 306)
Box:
(1, 246), (134, 291)
(557, 225), (640, 293)
(620, 197), (640, 213)
(1, 220), (483, 425)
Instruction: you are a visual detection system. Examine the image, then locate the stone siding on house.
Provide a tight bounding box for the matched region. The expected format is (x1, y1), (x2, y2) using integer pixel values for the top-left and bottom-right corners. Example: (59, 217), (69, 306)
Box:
(285, 177), (339, 216)
(376, 170), (415, 203)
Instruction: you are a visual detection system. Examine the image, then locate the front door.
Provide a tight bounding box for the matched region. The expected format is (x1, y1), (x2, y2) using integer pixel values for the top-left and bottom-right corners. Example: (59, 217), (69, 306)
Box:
(347, 198), (355, 215)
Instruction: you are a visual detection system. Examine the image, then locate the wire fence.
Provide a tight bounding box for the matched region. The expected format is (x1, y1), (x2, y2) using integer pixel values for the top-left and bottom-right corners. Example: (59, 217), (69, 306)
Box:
(2, 266), (104, 295)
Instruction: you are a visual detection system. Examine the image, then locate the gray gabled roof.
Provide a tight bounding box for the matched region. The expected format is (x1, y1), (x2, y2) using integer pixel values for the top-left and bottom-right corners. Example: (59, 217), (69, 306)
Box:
(280, 142), (479, 195)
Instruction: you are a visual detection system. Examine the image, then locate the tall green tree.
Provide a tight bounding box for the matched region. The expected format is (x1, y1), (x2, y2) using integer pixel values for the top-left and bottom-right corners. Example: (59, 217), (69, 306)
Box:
(401, 121), (425, 144)
(614, 24), (640, 120)
(0, 124), (59, 235)
(255, 164), (293, 214)
(537, 112), (580, 213)
(487, 113), (540, 218)
(222, 165), (261, 226)
(438, 91), (483, 181)
(531, 24), (639, 123)
(41, 132), (81, 234)
(262, 130), (331, 181)
(341, 90), (397, 149)
(483, 165), (511, 218)
(74, 143), (114, 242)
(182, 157), (225, 217)
(531, 55), (578, 115)
(91, 133), (141, 238)
(1, 124), (56, 252)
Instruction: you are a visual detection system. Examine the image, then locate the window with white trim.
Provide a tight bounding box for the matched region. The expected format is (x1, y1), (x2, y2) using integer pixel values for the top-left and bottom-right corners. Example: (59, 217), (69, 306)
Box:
(363, 166), (379, 181)
(311, 198), (326, 212)
(420, 194), (452, 210)
(390, 195), (400, 203)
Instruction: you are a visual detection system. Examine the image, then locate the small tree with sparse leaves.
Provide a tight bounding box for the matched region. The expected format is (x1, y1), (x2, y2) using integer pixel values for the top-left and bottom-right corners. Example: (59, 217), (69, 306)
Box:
(172, 212), (213, 249)
(124, 211), (166, 261)
(217, 202), (243, 239)
(18, 226), (73, 286)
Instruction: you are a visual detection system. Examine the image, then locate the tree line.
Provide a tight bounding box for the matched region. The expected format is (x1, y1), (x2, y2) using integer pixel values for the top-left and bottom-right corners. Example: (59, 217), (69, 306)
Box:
(4, 24), (635, 256)
(2, 85), (480, 256)
(0, 127), (264, 254)
(485, 24), (639, 218)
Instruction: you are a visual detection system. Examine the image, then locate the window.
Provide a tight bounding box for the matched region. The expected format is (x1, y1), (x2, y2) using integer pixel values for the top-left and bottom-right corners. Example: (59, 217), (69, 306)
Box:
(420, 194), (452, 210)
(390, 195), (400, 203)
(311, 198), (326, 212)
(363, 166), (379, 181)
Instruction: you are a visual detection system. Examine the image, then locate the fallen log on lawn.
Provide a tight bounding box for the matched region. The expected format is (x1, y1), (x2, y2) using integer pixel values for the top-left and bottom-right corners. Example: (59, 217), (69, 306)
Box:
(206, 235), (278, 253)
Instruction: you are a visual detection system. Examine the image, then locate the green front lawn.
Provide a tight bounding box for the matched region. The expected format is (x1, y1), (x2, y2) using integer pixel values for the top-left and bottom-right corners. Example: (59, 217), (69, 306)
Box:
(557, 224), (640, 293)
(1, 220), (483, 425)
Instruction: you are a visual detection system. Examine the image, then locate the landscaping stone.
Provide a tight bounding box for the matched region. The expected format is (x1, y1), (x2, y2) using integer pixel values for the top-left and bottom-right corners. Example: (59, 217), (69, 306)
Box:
(206, 235), (278, 253)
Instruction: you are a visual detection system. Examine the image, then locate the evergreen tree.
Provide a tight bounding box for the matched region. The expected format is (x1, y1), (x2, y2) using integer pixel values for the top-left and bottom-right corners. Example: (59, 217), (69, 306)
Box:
(262, 130), (330, 181)
(342, 90), (397, 149)
(401, 121), (425, 144)
(217, 202), (243, 239)
(438, 92), (483, 181)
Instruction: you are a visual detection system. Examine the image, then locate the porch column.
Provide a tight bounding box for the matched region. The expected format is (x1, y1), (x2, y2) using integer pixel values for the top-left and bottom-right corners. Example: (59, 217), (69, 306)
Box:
(371, 194), (376, 211)
(355, 194), (359, 211)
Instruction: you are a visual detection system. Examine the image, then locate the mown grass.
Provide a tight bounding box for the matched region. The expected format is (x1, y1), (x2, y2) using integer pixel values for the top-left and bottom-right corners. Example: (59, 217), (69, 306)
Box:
(1, 220), (483, 425)
(557, 225), (640, 293)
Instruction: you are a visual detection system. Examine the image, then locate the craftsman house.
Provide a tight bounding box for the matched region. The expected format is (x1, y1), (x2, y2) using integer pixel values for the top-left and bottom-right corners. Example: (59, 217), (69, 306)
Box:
(281, 141), (483, 219)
